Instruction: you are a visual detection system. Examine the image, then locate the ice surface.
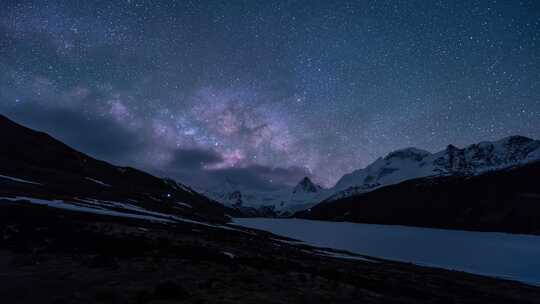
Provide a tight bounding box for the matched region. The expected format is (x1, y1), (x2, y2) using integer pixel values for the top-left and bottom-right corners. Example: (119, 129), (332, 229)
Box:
(234, 218), (540, 285)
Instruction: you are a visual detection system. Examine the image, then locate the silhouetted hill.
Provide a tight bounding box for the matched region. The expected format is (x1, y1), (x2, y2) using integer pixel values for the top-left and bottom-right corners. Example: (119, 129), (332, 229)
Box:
(0, 114), (235, 223)
(296, 161), (540, 234)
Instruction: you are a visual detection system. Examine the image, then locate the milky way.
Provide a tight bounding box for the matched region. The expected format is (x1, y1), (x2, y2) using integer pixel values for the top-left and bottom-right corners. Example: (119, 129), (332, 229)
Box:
(1, 1), (539, 190)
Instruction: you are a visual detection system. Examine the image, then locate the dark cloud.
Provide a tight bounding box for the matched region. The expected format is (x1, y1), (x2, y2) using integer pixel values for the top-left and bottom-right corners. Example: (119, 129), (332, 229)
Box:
(203, 165), (310, 191)
(155, 150), (311, 191)
(205, 165), (311, 191)
(169, 148), (223, 169)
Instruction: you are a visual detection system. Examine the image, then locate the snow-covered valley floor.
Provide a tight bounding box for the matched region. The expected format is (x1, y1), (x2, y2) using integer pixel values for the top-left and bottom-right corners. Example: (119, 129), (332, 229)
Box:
(233, 218), (540, 285)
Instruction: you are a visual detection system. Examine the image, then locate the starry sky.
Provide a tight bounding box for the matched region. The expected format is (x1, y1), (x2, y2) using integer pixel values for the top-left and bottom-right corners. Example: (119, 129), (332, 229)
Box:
(1, 1), (539, 190)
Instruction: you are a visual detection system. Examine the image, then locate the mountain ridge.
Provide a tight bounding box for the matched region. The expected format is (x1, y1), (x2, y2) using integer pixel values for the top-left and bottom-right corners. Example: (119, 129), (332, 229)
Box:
(0, 113), (235, 224)
(328, 135), (540, 202)
(205, 176), (329, 216)
(205, 135), (540, 217)
(296, 159), (540, 234)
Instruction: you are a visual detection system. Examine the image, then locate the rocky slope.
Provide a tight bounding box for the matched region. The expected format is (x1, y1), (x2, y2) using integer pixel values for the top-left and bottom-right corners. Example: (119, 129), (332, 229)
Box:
(0, 114), (235, 224)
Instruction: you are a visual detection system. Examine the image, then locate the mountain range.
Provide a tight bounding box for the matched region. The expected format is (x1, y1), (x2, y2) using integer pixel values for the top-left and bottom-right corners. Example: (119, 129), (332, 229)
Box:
(204, 176), (329, 216)
(207, 135), (540, 228)
(1, 112), (539, 234)
(1, 113), (539, 302)
(295, 136), (540, 234)
(299, 159), (540, 231)
(327, 135), (540, 201)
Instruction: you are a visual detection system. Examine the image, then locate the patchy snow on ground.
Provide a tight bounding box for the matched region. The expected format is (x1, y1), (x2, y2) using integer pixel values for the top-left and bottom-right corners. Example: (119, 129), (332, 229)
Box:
(85, 177), (112, 187)
(234, 218), (540, 285)
(0, 196), (176, 223)
(0, 196), (235, 231)
(312, 249), (376, 262)
(0, 174), (42, 185)
(176, 202), (192, 208)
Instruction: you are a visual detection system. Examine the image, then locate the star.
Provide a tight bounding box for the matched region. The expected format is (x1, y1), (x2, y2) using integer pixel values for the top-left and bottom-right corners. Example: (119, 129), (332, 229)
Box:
(0, 0), (538, 190)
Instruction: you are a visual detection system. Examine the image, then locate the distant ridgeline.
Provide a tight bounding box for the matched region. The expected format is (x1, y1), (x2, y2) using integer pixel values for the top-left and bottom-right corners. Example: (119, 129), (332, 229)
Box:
(296, 136), (540, 234)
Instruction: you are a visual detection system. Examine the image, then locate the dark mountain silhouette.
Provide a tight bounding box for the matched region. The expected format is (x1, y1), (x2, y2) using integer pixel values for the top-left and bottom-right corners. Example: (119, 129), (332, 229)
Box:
(296, 160), (540, 234)
(0, 114), (235, 223)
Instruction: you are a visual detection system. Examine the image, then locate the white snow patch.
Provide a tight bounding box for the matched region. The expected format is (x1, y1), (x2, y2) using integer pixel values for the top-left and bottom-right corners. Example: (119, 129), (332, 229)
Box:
(85, 177), (112, 187)
(222, 251), (235, 259)
(0, 174), (42, 185)
(0, 196), (235, 231)
(177, 183), (195, 194)
(0, 196), (176, 223)
(176, 202), (192, 208)
(313, 249), (376, 262)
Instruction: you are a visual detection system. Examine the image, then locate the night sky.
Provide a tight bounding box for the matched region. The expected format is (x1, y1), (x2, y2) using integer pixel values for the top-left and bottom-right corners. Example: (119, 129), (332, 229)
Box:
(1, 1), (539, 190)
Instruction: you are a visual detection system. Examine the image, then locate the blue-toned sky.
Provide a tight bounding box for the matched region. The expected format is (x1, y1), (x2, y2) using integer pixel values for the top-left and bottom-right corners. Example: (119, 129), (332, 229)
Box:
(1, 1), (539, 190)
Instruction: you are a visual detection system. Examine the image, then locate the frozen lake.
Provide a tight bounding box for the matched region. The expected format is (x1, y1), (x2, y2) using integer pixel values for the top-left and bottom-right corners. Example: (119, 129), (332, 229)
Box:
(233, 218), (540, 285)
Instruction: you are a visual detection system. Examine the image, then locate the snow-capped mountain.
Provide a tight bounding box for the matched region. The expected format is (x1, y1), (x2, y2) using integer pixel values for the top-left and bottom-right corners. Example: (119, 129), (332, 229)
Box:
(296, 159), (540, 234)
(327, 135), (540, 202)
(206, 176), (329, 215)
(205, 135), (540, 215)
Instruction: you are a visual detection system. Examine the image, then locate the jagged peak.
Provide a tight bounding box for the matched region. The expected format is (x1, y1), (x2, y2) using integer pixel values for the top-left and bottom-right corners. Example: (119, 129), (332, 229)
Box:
(299, 176), (313, 184)
(456, 136), (536, 151)
(384, 147), (431, 161)
(293, 176), (321, 193)
(332, 135), (540, 196)
(496, 135), (535, 145)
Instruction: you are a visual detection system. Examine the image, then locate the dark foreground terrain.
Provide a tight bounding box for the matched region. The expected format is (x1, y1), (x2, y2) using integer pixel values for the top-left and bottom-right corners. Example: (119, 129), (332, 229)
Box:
(1, 203), (539, 304)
